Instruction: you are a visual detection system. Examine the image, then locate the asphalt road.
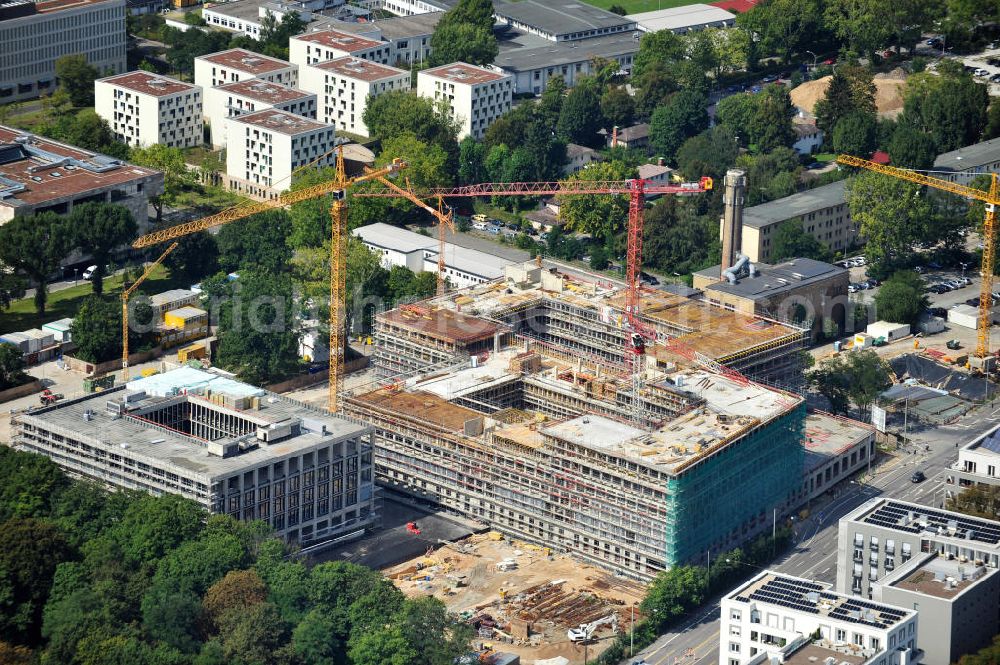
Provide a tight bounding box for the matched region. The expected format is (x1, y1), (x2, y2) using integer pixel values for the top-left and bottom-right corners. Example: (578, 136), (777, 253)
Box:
(626, 406), (1000, 665)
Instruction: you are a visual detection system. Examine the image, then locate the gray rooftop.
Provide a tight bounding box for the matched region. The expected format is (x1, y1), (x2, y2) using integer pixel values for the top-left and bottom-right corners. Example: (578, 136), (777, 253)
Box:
(493, 0), (635, 38)
(324, 12), (443, 39)
(802, 411), (873, 473)
(850, 498), (1000, 548)
(353, 222), (436, 254)
(695, 257), (847, 299)
(427, 243), (514, 280)
(933, 136), (1000, 172)
(203, 0), (263, 22)
(742, 179), (847, 229)
(18, 368), (368, 480)
(627, 4), (735, 32)
(494, 31), (640, 73)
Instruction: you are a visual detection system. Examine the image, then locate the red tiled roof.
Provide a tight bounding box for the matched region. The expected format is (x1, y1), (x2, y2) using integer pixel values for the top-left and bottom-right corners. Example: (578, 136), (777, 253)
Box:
(870, 151), (891, 165)
(197, 49), (292, 75)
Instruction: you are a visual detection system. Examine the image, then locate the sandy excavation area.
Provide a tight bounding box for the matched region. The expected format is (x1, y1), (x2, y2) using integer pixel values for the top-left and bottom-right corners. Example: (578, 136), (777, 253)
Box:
(384, 532), (648, 665)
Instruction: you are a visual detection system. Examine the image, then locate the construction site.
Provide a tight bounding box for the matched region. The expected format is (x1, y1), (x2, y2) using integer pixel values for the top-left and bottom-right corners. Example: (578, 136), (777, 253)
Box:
(386, 531), (647, 665)
(344, 172), (815, 581)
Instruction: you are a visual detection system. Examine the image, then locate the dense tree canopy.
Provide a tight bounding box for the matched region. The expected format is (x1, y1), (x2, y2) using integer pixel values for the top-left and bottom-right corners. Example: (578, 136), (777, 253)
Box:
(556, 160), (634, 241)
(900, 63), (989, 153)
(0, 343), (27, 391)
(54, 55), (99, 107)
(873, 270), (928, 326)
(715, 85), (794, 153)
(0, 212), (73, 315)
(70, 203), (137, 295)
(770, 219), (832, 262)
(362, 92), (460, 170)
(216, 210), (293, 275)
(814, 65), (876, 135)
(650, 90), (709, 163)
(845, 171), (932, 276)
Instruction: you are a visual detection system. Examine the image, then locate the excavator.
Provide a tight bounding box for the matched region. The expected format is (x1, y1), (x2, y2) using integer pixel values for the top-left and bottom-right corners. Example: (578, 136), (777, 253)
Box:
(567, 613), (618, 643)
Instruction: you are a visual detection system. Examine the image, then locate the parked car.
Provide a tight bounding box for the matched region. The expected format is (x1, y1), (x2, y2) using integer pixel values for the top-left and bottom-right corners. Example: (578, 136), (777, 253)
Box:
(927, 307), (948, 318)
(957, 276), (972, 286)
(822, 57), (836, 65)
(848, 283), (860, 293)
(927, 38), (942, 48)
(472, 221), (489, 231)
(485, 224), (501, 235)
(967, 297), (981, 307)
(807, 161), (826, 170)
(991, 73), (1000, 83)
(914, 266), (925, 273)
(989, 56), (1000, 66)
(944, 279), (965, 289)
(975, 68), (990, 77)
(82, 265), (98, 280)
(761, 74), (778, 83)
(640, 271), (660, 285)
(926, 261), (942, 269)
(911, 470), (926, 483)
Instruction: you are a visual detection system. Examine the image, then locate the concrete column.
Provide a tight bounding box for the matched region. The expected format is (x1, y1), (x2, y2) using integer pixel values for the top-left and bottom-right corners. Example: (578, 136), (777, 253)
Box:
(720, 169), (747, 278)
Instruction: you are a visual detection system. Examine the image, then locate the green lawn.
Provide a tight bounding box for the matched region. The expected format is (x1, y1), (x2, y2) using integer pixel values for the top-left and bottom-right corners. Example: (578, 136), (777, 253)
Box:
(814, 153), (837, 162)
(580, 0), (699, 12)
(0, 265), (187, 335)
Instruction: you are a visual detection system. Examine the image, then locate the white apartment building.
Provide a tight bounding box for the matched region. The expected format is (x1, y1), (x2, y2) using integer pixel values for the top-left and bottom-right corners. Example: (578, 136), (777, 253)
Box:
(289, 29), (392, 68)
(299, 57), (409, 137)
(721, 571), (918, 665)
(947, 424), (1000, 493)
(416, 62), (513, 140)
(95, 71), (203, 149)
(204, 78), (316, 148)
(194, 48), (298, 90)
(225, 109), (336, 199)
(0, 0), (127, 104)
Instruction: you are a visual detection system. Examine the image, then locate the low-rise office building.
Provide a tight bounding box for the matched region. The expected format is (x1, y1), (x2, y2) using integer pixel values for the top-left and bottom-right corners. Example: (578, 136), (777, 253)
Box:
(874, 551), (1000, 665)
(300, 57), (409, 137)
(204, 78), (316, 149)
(493, 0), (636, 42)
(946, 424), (1000, 493)
(800, 411), (876, 503)
(739, 181), (853, 263)
(693, 257), (851, 338)
(493, 32), (638, 94)
(0, 126), (163, 226)
(933, 137), (1000, 187)
(194, 49), (298, 90)
(837, 498), (1000, 599)
(628, 4), (735, 33)
(95, 71), (203, 149)
(225, 109), (336, 199)
(0, 0), (127, 104)
(417, 63), (512, 140)
(422, 244), (514, 287)
(12, 366), (377, 545)
(720, 571), (918, 665)
(289, 28), (392, 68)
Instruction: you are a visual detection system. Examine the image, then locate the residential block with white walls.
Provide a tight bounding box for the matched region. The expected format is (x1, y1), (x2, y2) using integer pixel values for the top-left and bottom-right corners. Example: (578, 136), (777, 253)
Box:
(289, 29), (392, 68)
(194, 48), (298, 90)
(204, 79), (316, 149)
(224, 109), (336, 200)
(299, 57), (409, 137)
(416, 63), (512, 140)
(94, 71), (203, 149)
(720, 571), (918, 665)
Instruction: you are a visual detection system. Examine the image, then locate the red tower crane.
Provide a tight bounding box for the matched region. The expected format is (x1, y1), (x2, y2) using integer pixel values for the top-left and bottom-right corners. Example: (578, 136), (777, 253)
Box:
(356, 177), (714, 368)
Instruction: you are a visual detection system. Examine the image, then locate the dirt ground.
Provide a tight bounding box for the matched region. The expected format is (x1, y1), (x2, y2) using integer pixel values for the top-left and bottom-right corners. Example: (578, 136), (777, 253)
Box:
(385, 533), (647, 665)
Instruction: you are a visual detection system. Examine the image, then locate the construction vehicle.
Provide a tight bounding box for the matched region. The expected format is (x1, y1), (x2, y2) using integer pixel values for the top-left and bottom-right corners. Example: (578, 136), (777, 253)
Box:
(406, 521), (421, 535)
(127, 149), (406, 410)
(39, 388), (63, 405)
(947, 339), (962, 350)
(567, 613), (618, 643)
(837, 155), (1000, 370)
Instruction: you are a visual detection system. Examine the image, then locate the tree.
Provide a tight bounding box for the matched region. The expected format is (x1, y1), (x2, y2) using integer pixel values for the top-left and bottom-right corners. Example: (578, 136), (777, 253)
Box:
(832, 111), (878, 158)
(634, 63), (679, 116)
(130, 145), (196, 226)
(556, 161), (634, 241)
(0, 448), (68, 523)
(771, 218), (833, 262)
(70, 203), (137, 295)
(887, 125), (937, 170)
(557, 80), (605, 148)
(215, 270), (300, 384)
(362, 92), (460, 168)
(292, 609), (343, 665)
(608, 3), (626, 14)
(216, 602), (288, 665)
(428, 22), (498, 66)
(948, 484), (1000, 520)
(845, 171), (931, 276)
(640, 566), (705, 631)
(69, 296), (121, 364)
(900, 66), (989, 153)
(873, 270), (928, 326)
(0, 212), (72, 315)
(0, 518), (71, 645)
(736, 148), (801, 205)
(735, 0), (823, 65)
(983, 100), (1000, 141)
(458, 136), (486, 185)
(589, 246), (610, 270)
(164, 232), (219, 283)
(642, 197), (720, 276)
(824, 0), (894, 59)
(807, 354), (853, 415)
(0, 343), (27, 391)
(809, 349), (890, 417)
(650, 90), (709, 163)
(54, 55), (99, 107)
(112, 493), (206, 565)
(600, 86), (635, 129)
(633, 31), (686, 81)
(0, 261), (26, 311)
(36, 109), (128, 160)
(202, 570), (267, 630)
(675, 125), (739, 182)
(141, 588), (203, 654)
(216, 210), (292, 274)
(814, 65), (876, 135)
(160, 27), (232, 78)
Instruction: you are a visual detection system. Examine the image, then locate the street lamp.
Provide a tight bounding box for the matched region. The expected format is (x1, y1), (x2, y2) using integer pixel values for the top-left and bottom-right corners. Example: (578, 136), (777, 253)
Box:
(805, 50), (818, 72)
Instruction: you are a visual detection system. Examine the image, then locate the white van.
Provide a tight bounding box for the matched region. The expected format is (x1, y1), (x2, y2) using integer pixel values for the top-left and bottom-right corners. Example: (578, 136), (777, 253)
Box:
(82, 265), (98, 280)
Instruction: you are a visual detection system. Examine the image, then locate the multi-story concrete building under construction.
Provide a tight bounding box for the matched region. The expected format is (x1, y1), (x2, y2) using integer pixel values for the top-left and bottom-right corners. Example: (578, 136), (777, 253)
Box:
(13, 367), (376, 545)
(346, 260), (811, 579)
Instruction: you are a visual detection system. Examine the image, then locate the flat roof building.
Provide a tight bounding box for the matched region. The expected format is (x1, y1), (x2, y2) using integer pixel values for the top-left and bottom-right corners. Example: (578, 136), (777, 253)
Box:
(800, 411), (876, 503)
(874, 552), (1000, 665)
(721, 571), (918, 665)
(837, 498), (1000, 599)
(0, 0), (127, 104)
(628, 4), (735, 33)
(194, 48), (298, 90)
(300, 57), (409, 137)
(493, 31), (639, 94)
(932, 137), (1000, 187)
(946, 424), (1000, 493)
(417, 62), (512, 139)
(0, 126), (163, 227)
(739, 181), (852, 263)
(289, 28), (392, 68)
(204, 78), (316, 149)
(321, 12), (442, 64)
(95, 71), (203, 150)
(225, 109), (336, 199)
(493, 0), (637, 42)
(12, 366), (377, 545)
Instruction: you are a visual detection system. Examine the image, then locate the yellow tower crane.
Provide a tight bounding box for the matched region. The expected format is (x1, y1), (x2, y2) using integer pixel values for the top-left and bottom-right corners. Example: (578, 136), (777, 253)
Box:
(838, 154), (999, 367)
(368, 176), (455, 295)
(128, 148), (406, 410)
(121, 241), (178, 381)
